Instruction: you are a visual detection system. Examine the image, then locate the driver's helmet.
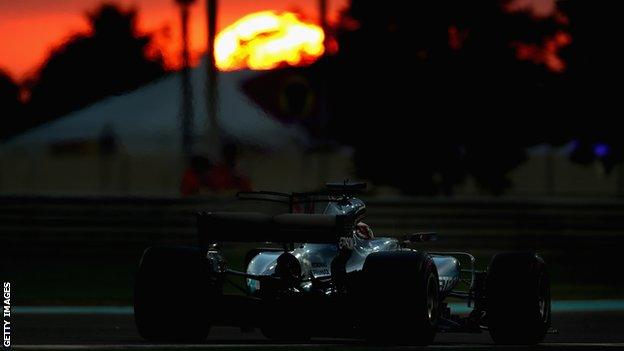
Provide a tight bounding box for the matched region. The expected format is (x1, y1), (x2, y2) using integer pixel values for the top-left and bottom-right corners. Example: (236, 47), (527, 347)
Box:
(355, 222), (374, 240)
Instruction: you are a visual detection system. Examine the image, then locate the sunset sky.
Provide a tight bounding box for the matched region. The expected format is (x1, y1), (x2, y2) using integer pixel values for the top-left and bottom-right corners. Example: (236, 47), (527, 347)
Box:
(0, 0), (553, 81)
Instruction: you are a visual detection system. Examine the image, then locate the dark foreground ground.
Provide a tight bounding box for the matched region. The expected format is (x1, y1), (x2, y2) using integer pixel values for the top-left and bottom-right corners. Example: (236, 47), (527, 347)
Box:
(11, 311), (624, 350)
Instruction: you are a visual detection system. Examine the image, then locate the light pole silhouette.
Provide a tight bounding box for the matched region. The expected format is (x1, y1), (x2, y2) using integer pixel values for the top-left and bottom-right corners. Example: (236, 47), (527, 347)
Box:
(205, 0), (220, 158)
(175, 0), (196, 159)
(319, 0), (327, 34)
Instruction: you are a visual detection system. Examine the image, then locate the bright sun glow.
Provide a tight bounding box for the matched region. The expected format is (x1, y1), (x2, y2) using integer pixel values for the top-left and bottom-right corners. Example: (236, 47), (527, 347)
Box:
(215, 11), (325, 71)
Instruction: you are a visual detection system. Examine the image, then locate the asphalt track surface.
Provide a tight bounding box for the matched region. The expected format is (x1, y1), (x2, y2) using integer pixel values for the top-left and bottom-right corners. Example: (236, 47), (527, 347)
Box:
(10, 307), (624, 351)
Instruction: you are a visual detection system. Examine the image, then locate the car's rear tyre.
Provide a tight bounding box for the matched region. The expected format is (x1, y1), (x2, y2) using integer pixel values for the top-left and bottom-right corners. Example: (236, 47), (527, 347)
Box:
(360, 251), (439, 345)
(486, 252), (551, 345)
(134, 246), (220, 342)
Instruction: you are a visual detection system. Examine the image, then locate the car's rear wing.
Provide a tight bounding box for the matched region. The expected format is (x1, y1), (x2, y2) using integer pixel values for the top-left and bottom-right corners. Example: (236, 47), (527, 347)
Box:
(235, 182), (366, 212)
(197, 211), (353, 246)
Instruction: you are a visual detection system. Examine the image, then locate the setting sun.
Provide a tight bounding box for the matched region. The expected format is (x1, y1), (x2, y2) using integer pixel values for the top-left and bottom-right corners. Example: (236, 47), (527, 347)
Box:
(215, 11), (325, 71)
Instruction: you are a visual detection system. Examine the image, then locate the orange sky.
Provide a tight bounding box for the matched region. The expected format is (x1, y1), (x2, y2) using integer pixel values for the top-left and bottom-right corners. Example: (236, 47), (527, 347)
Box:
(0, 0), (553, 81)
(0, 0), (348, 81)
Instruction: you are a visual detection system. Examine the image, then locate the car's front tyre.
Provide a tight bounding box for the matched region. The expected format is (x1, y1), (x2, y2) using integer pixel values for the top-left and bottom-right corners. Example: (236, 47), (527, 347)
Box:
(486, 251), (551, 345)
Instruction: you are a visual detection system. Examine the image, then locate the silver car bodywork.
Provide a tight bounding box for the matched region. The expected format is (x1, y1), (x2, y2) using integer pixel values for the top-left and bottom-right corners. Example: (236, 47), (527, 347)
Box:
(247, 242), (461, 294)
(247, 197), (461, 295)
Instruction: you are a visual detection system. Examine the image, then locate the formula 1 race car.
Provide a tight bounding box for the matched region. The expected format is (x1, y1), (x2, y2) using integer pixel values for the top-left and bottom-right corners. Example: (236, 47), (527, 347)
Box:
(134, 182), (551, 345)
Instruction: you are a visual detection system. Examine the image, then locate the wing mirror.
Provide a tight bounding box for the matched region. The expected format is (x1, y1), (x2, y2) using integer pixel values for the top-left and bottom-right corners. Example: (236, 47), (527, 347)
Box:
(404, 232), (438, 243)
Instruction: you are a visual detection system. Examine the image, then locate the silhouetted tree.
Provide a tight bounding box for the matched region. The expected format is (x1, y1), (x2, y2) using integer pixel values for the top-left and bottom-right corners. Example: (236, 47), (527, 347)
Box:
(554, 0), (623, 173)
(25, 3), (166, 131)
(445, 1), (559, 194)
(324, 0), (560, 195)
(0, 70), (23, 140)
